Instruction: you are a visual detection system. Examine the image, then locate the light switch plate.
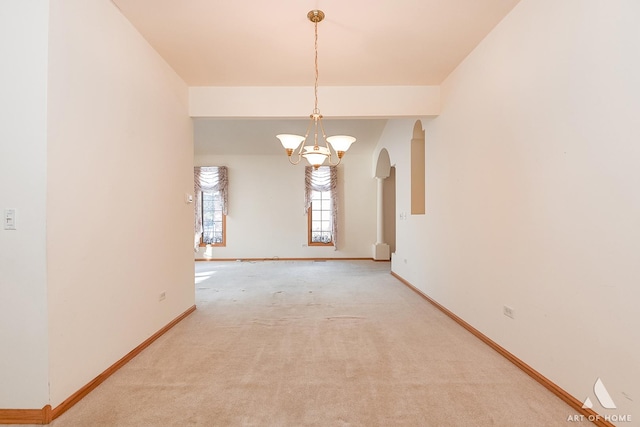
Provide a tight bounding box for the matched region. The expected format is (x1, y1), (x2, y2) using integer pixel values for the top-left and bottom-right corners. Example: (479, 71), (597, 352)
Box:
(4, 209), (16, 230)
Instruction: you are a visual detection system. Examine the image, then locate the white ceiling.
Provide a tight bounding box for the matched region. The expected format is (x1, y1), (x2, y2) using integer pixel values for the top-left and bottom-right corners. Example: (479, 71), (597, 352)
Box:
(111, 0), (521, 155)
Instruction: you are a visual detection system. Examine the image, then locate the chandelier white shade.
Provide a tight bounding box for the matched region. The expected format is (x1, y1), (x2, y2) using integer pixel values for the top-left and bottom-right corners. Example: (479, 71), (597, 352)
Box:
(276, 10), (356, 169)
(326, 135), (356, 153)
(276, 134), (306, 152)
(302, 145), (331, 167)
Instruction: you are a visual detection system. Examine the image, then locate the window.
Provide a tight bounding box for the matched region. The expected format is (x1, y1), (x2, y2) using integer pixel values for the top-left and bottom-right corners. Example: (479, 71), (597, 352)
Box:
(308, 189), (333, 245)
(305, 166), (338, 248)
(194, 166), (228, 249)
(201, 190), (225, 246)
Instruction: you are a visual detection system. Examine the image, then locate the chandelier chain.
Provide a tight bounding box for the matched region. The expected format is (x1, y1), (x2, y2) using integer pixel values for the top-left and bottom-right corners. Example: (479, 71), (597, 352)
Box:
(314, 19), (319, 115)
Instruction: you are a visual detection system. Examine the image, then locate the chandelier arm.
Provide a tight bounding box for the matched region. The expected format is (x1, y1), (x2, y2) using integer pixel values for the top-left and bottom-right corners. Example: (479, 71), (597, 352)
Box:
(314, 117), (321, 149)
(303, 117), (314, 150)
(326, 155), (342, 167)
(318, 116), (336, 164)
(318, 115), (330, 149)
(296, 138), (306, 157)
(288, 153), (304, 165)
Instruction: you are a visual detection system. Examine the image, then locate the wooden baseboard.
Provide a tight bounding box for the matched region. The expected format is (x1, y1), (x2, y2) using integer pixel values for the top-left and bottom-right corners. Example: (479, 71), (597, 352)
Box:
(0, 405), (51, 425)
(0, 305), (196, 425)
(195, 257), (377, 262)
(390, 271), (615, 427)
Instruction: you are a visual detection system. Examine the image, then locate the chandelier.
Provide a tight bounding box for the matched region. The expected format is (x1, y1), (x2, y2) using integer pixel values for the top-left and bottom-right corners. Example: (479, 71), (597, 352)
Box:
(277, 10), (356, 169)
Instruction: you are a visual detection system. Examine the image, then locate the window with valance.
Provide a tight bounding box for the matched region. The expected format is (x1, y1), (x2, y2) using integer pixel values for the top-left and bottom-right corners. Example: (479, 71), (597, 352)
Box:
(305, 166), (338, 249)
(194, 166), (228, 249)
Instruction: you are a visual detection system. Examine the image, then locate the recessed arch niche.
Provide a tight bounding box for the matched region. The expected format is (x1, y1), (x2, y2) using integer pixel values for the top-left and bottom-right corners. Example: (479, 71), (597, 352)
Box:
(375, 147), (391, 179)
(411, 120), (425, 215)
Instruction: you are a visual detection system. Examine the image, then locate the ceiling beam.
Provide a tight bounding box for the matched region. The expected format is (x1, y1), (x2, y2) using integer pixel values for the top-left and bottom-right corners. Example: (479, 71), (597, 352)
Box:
(189, 86), (440, 118)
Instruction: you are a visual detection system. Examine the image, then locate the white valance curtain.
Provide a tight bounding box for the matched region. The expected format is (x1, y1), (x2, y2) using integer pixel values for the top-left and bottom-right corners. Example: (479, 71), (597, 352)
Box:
(194, 166), (228, 250)
(305, 166), (338, 250)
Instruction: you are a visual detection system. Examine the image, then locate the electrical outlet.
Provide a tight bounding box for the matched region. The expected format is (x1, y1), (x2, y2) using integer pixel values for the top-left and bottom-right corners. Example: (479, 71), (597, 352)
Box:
(503, 305), (515, 319)
(159, 291), (166, 301)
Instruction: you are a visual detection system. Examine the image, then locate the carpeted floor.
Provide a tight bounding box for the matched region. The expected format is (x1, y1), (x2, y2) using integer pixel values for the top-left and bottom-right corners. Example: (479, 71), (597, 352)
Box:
(48, 260), (589, 426)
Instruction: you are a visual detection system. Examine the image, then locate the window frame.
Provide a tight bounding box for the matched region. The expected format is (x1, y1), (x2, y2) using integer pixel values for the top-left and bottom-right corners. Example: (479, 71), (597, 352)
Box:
(307, 189), (334, 247)
(199, 189), (226, 247)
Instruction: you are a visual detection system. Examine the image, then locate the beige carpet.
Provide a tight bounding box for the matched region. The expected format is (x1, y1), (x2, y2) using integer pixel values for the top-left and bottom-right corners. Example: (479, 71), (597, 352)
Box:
(49, 260), (589, 426)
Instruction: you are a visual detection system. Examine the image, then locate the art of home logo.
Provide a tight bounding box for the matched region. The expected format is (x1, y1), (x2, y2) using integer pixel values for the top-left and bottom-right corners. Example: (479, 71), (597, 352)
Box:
(566, 377), (632, 423)
(582, 377), (616, 410)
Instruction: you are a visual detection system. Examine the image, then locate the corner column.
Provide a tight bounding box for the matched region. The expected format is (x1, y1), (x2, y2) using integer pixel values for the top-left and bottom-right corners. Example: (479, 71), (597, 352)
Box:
(373, 177), (390, 260)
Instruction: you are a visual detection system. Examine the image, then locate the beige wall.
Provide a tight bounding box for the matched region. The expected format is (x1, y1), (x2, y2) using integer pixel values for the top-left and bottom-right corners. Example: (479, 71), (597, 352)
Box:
(194, 154), (376, 259)
(46, 0), (194, 407)
(4, 0), (638, 417)
(0, 0), (50, 409)
(378, 0), (639, 419)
